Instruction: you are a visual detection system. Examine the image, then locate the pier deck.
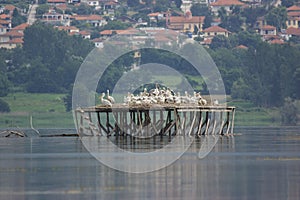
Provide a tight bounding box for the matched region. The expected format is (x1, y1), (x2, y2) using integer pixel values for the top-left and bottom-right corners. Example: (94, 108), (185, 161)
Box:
(75, 104), (236, 137)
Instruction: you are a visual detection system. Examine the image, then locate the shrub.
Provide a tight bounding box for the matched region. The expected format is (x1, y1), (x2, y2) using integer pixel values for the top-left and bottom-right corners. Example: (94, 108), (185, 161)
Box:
(0, 99), (10, 112)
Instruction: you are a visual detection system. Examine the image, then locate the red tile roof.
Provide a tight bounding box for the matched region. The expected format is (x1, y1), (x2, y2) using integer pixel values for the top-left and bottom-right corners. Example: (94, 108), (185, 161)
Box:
(4, 30), (24, 37)
(260, 25), (276, 30)
(287, 11), (300, 17)
(0, 19), (10, 25)
(269, 39), (284, 44)
(9, 38), (23, 44)
(210, 0), (245, 6)
(72, 15), (103, 21)
(203, 38), (212, 45)
(100, 29), (123, 35)
(4, 5), (15, 12)
(0, 14), (11, 20)
(12, 23), (29, 30)
(148, 12), (162, 17)
(79, 30), (91, 35)
(286, 27), (300, 36)
(56, 25), (79, 31)
(56, 4), (68, 11)
(235, 44), (248, 49)
(169, 16), (205, 24)
(203, 25), (230, 33)
(287, 5), (300, 12)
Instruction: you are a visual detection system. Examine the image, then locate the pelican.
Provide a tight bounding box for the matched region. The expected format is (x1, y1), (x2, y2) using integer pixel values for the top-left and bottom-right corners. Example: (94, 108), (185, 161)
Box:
(107, 90), (115, 104)
(199, 98), (207, 106)
(100, 93), (112, 106)
(213, 99), (219, 105)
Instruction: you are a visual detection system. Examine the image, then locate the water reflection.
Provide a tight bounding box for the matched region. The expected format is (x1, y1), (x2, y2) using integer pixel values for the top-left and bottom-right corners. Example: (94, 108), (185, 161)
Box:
(0, 128), (299, 199)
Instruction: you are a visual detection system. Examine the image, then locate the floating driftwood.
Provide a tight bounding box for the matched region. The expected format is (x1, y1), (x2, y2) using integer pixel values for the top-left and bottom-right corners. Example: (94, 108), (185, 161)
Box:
(0, 130), (27, 138)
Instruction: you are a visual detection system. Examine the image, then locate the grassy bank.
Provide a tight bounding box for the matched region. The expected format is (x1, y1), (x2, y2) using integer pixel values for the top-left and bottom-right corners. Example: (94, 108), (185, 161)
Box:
(0, 93), (74, 128)
(0, 93), (282, 128)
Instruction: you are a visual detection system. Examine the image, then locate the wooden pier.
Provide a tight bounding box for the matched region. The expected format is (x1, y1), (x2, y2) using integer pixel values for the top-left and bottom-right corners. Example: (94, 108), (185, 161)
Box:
(75, 104), (236, 137)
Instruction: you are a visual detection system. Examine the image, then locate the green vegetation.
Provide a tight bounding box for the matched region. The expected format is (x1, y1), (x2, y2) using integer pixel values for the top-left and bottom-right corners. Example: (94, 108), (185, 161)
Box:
(0, 93), (289, 128)
(0, 93), (73, 128)
(0, 99), (10, 113)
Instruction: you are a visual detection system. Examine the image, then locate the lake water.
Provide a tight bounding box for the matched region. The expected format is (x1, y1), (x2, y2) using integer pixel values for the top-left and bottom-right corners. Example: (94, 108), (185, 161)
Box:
(0, 127), (299, 200)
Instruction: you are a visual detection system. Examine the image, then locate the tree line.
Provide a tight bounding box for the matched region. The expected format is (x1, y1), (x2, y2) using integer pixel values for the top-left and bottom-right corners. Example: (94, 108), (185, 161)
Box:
(0, 23), (299, 112)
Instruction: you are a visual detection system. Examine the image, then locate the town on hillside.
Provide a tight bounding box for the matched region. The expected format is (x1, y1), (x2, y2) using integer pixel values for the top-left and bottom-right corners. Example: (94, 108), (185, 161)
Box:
(0, 0), (300, 49)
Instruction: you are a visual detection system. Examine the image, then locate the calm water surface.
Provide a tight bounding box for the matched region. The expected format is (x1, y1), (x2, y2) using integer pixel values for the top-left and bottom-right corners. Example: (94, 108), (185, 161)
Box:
(0, 127), (299, 200)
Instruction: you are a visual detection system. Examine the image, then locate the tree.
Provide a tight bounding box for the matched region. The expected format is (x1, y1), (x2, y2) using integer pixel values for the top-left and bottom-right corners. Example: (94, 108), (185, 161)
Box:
(265, 6), (287, 31)
(12, 8), (27, 27)
(210, 35), (231, 50)
(241, 7), (267, 28)
(19, 22), (94, 93)
(0, 74), (9, 97)
(36, 4), (50, 16)
(73, 3), (94, 15)
(220, 14), (244, 33)
(127, 0), (139, 7)
(101, 20), (131, 30)
(0, 99), (10, 112)
(281, 0), (296, 7)
(174, 0), (182, 8)
(38, 0), (47, 4)
(190, 3), (210, 16)
(281, 97), (298, 125)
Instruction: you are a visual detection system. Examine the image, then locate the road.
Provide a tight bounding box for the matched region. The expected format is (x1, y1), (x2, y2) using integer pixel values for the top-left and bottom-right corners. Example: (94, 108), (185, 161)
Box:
(27, 0), (38, 25)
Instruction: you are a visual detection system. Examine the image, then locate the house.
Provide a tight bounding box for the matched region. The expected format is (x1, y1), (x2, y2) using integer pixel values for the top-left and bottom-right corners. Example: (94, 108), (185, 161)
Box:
(87, 0), (101, 10)
(202, 25), (230, 38)
(4, 5), (16, 14)
(0, 37), (23, 49)
(180, 0), (192, 13)
(99, 29), (126, 38)
(285, 27), (300, 40)
(210, 0), (245, 15)
(0, 19), (11, 29)
(92, 37), (104, 48)
(0, 24), (9, 43)
(167, 11), (205, 34)
(56, 25), (79, 34)
(79, 30), (91, 39)
(269, 38), (285, 44)
(11, 23), (29, 33)
(286, 5), (300, 29)
(0, 24), (7, 35)
(103, 0), (119, 12)
(47, 0), (67, 6)
(148, 12), (166, 24)
(42, 10), (70, 26)
(259, 25), (277, 37)
(71, 15), (106, 27)
(68, 0), (81, 3)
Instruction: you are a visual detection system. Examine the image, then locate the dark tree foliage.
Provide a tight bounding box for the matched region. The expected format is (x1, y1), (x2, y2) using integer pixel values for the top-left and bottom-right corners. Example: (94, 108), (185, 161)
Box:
(265, 6), (287, 31)
(281, 97), (298, 125)
(0, 99), (10, 113)
(127, 0), (140, 7)
(11, 22), (94, 93)
(281, 0), (296, 7)
(241, 7), (267, 28)
(12, 8), (27, 27)
(190, 3), (210, 16)
(174, 0), (182, 8)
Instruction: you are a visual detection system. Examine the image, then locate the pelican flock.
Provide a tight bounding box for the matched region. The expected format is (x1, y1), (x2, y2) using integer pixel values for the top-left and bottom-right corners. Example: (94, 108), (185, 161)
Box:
(99, 87), (208, 106)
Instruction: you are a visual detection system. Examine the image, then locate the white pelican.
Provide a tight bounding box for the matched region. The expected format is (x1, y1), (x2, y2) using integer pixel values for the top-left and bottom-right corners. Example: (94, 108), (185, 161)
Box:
(107, 89), (115, 104)
(100, 93), (112, 106)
